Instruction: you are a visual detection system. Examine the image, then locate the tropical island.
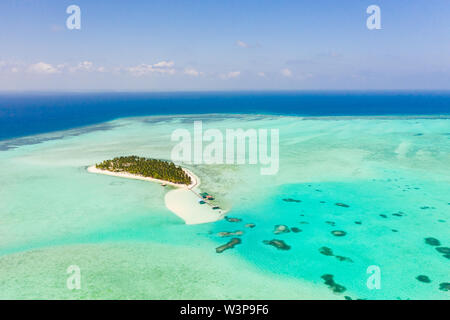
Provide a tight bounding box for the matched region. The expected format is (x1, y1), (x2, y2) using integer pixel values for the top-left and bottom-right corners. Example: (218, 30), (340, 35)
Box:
(87, 155), (225, 224)
(95, 155), (192, 185)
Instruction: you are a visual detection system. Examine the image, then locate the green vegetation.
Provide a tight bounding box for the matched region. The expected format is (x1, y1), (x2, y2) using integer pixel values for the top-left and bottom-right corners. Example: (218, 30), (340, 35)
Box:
(96, 156), (192, 185)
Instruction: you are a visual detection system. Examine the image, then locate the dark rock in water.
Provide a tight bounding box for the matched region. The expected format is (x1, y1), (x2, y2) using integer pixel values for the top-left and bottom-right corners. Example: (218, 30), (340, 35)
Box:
(424, 237), (441, 246)
(335, 255), (353, 263)
(436, 247), (450, 254)
(379, 214), (387, 218)
(439, 283), (450, 292)
(391, 229), (398, 233)
(273, 224), (290, 234)
(282, 198), (301, 203)
(392, 213), (403, 217)
(217, 230), (243, 237)
(331, 230), (347, 237)
(263, 239), (291, 250)
(321, 274), (346, 293)
(344, 296), (352, 300)
(291, 227), (302, 233)
(354, 221), (362, 225)
(443, 253), (450, 260)
(320, 201), (326, 203)
(216, 238), (241, 253)
(325, 221), (336, 226)
(244, 223), (256, 228)
(335, 203), (350, 208)
(414, 133), (423, 136)
(225, 216), (242, 223)
(420, 206), (430, 210)
(319, 246), (334, 256)
(416, 275), (431, 283)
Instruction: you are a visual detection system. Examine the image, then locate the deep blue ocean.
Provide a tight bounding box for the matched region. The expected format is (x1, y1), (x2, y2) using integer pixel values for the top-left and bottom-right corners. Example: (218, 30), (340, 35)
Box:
(0, 91), (449, 140)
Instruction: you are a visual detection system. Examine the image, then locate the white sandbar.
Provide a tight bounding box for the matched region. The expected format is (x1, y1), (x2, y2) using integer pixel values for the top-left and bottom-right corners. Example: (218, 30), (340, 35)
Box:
(87, 165), (225, 224)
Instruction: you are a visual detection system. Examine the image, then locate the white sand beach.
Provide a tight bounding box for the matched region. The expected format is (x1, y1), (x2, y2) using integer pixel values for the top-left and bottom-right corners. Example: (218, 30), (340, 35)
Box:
(87, 165), (225, 224)
(165, 188), (226, 224)
(87, 165), (198, 189)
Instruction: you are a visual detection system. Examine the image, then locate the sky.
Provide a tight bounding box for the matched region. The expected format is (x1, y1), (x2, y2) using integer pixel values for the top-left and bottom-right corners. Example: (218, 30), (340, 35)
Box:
(1, 0), (450, 91)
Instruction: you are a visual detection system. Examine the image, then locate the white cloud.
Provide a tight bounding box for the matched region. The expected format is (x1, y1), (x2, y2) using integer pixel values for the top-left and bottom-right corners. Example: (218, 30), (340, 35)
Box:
(28, 62), (61, 74)
(220, 71), (241, 79)
(280, 68), (292, 77)
(127, 61), (176, 76)
(236, 40), (249, 48)
(184, 67), (203, 77)
(76, 61), (93, 71)
(67, 61), (94, 73)
(257, 72), (266, 77)
(153, 60), (174, 68)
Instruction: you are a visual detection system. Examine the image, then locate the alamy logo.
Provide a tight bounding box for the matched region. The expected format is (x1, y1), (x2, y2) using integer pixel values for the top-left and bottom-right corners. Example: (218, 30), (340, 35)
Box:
(66, 265), (81, 290)
(366, 5), (381, 30)
(366, 265), (381, 289)
(171, 121), (279, 175)
(66, 5), (81, 30)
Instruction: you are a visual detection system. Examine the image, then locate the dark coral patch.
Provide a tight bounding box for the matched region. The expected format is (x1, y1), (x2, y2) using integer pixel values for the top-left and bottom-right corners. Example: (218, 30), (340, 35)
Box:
(291, 227), (302, 233)
(416, 275), (431, 283)
(216, 238), (241, 253)
(263, 239), (291, 250)
(331, 230), (347, 237)
(321, 274), (346, 293)
(319, 247), (353, 262)
(354, 221), (362, 225)
(379, 214), (387, 218)
(335, 203), (350, 208)
(436, 247), (450, 254)
(392, 212), (405, 217)
(335, 255), (353, 262)
(319, 247), (333, 256)
(225, 216), (242, 222)
(273, 225), (290, 234)
(439, 283), (450, 292)
(217, 230), (244, 237)
(282, 198), (301, 203)
(424, 237), (441, 246)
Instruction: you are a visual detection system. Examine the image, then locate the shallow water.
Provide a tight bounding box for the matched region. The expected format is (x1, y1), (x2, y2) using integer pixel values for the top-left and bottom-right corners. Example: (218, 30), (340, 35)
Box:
(0, 115), (448, 299)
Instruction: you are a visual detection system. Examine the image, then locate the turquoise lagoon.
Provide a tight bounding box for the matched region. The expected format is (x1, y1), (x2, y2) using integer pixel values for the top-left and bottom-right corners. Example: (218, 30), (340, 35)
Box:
(0, 114), (449, 299)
